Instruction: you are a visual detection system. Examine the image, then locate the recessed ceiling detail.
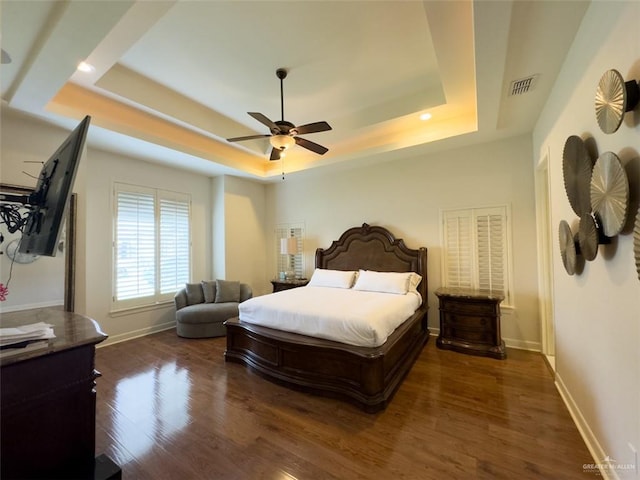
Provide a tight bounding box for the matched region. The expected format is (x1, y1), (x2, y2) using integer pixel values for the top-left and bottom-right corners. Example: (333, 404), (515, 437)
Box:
(0, 1), (590, 180)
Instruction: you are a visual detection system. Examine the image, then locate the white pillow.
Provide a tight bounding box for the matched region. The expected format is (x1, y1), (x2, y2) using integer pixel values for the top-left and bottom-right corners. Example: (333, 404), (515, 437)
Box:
(352, 270), (415, 295)
(307, 268), (357, 289)
(409, 272), (422, 291)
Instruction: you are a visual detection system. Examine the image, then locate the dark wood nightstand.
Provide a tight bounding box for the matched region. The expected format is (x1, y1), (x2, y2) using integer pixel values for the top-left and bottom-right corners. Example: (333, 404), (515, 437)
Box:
(435, 287), (506, 359)
(271, 278), (309, 293)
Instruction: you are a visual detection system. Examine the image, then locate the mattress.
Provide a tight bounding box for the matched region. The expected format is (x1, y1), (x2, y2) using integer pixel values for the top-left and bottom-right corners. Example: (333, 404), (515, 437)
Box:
(238, 285), (422, 347)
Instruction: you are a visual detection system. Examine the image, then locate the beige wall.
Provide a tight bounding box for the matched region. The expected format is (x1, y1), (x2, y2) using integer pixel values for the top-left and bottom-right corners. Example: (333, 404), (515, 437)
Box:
(82, 147), (213, 343)
(215, 175), (268, 294)
(0, 75), (557, 356)
(533, 0), (640, 471)
(266, 133), (540, 349)
(0, 110), (68, 311)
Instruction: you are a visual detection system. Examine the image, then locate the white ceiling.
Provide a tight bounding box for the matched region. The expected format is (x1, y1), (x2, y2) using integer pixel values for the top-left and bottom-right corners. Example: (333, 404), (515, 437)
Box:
(0, 1), (590, 182)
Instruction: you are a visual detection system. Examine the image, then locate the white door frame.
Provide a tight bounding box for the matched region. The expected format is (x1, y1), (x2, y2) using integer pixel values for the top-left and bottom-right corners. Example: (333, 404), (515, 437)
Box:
(535, 151), (556, 361)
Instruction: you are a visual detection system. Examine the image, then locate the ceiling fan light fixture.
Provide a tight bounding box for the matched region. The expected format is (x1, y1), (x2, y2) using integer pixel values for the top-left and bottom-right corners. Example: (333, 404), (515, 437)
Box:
(270, 134), (295, 150)
(227, 68), (331, 161)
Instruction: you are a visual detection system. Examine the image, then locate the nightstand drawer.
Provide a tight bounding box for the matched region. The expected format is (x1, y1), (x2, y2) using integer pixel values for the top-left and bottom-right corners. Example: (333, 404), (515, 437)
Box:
(440, 300), (497, 316)
(445, 313), (492, 329)
(445, 327), (495, 345)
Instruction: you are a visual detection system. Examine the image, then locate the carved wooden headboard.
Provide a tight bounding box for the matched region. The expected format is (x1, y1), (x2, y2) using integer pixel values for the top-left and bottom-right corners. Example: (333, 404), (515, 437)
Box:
(315, 223), (428, 302)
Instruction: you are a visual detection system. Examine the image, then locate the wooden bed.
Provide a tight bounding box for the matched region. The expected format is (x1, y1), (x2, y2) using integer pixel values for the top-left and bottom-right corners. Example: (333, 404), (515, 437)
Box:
(224, 223), (429, 412)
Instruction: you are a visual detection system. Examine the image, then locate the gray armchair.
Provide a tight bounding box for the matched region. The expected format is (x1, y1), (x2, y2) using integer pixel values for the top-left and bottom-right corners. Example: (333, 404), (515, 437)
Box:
(174, 280), (252, 338)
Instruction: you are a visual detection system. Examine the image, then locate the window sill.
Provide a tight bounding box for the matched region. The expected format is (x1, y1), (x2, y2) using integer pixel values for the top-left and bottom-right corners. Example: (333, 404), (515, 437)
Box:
(110, 300), (174, 317)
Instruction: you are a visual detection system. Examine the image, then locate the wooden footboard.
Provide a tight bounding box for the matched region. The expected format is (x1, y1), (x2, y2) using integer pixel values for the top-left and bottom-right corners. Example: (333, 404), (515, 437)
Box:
(224, 306), (429, 413)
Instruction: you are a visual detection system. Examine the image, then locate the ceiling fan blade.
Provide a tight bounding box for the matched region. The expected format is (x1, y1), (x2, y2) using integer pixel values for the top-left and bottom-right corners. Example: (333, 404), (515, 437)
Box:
(295, 121), (332, 135)
(227, 134), (270, 143)
(248, 112), (279, 132)
(270, 148), (282, 161)
(295, 136), (328, 155)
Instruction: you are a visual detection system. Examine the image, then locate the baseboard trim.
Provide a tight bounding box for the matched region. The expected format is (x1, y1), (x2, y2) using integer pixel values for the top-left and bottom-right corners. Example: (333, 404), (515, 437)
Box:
(427, 328), (541, 352)
(503, 337), (541, 352)
(97, 321), (176, 348)
(0, 301), (64, 314)
(555, 372), (615, 479)
(542, 354), (555, 377)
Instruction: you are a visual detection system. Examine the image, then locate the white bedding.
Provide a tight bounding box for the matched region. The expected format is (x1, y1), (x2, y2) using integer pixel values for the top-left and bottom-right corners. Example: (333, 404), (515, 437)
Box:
(238, 286), (422, 347)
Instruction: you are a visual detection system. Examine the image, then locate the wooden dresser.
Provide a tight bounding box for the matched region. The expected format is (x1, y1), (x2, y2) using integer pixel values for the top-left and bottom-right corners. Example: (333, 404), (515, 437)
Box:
(0, 309), (121, 479)
(435, 287), (506, 359)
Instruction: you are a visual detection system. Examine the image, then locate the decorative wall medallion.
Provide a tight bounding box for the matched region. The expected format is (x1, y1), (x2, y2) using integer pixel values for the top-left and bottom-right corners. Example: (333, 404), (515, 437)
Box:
(590, 151), (629, 237)
(634, 207), (640, 281)
(595, 69), (640, 134)
(559, 220), (577, 275)
(562, 135), (593, 216)
(578, 214), (599, 261)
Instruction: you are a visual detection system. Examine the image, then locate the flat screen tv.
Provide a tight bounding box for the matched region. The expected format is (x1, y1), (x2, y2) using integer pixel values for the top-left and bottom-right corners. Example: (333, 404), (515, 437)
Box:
(19, 115), (91, 256)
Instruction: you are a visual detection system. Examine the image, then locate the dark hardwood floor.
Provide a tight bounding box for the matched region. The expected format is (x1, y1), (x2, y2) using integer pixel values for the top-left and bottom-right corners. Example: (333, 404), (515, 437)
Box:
(95, 330), (594, 479)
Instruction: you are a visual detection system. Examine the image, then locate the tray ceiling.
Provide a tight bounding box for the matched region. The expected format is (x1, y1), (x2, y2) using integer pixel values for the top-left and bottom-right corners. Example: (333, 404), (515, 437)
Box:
(0, 1), (589, 181)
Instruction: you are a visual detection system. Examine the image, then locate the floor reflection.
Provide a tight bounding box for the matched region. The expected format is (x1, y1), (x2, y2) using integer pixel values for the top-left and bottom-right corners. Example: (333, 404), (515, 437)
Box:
(111, 361), (191, 458)
(94, 332), (594, 479)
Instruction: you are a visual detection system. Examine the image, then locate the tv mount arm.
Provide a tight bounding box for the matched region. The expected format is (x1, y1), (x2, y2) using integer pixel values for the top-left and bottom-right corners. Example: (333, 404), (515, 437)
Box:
(0, 166), (53, 241)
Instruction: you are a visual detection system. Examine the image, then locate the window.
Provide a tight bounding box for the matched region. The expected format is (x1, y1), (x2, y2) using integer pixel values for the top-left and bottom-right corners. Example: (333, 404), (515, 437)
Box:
(441, 206), (513, 306)
(113, 184), (191, 310)
(275, 223), (304, 279)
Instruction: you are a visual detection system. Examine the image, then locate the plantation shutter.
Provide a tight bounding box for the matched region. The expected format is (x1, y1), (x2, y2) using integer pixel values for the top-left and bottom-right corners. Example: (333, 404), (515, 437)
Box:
(159, 195), (190, 295)
(115, 190), (156, 301)
(442, 206), (512, 305)
(443, 211), (473, 289)
(113, 184), (192, 310)
(476, 211), (506, 293)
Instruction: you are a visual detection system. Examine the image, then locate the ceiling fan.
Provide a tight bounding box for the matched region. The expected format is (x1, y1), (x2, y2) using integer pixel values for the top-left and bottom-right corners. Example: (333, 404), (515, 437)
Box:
(226, 68), (332, 161)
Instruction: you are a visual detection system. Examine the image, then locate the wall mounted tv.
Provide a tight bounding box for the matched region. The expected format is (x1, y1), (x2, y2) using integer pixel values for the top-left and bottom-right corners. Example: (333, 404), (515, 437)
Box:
(19, 115), (91, 256)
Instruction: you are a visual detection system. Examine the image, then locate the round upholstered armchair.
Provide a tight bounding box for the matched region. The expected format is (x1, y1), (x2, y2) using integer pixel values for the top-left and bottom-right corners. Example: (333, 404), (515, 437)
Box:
(174, 280), (252, 338)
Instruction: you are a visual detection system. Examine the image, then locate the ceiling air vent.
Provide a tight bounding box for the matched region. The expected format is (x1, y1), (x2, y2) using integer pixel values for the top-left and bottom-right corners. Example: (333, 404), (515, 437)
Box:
(509, 74), (539, 96)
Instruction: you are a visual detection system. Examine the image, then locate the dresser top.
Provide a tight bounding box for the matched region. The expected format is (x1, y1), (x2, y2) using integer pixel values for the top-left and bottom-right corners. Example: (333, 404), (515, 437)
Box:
(0, 309), (107, 366)
(435, 287), (505, 301)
